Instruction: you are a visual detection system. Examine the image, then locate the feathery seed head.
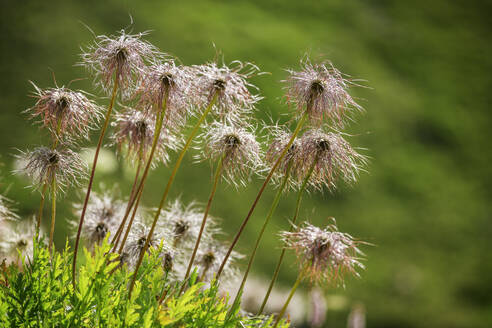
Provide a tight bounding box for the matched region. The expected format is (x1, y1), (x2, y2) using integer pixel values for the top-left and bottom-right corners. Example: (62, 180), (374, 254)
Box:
(298, 129), (366, 190)
(284, 58), (362, 126)
(111, 108), (180, 166)
(0, 195), (19, 222)
(27, 82), (103, 140)
(80, 30), (161, 99)
(16, 146), (87, 193)
(196, 240), (242, 283)
(0, 218), (39, 262)
(281, 220), (365, 286)
(197, 121), (263, 187)
(124, 221), (161, 267)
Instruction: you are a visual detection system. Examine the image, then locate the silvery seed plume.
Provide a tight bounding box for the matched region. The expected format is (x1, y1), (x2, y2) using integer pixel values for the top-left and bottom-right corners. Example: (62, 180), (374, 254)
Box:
(193, 60), (262, 122)
(196, 121), (263, 187)
(137, 60), (195, 128)
(298, 129), (367, 190)
(0, 195), (19, 222)
(265, 124), (302, 190)
(26, 82), (103, 140)
(124, 221), (162, 268)
(157, 199), (219, 247)
(284, 58), (362, 126)
(80, 29), (161, 100)
(281, 220), (365, 286)
(16, 146), (87, 193)
(195, 239), (243, 283)
(111, 107), (180, 167)
(72, 190), (124, 246)
(0, 217), (40, 262)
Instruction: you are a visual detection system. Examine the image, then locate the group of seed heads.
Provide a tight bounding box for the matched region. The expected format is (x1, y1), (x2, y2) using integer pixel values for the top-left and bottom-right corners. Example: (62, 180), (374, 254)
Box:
(0, 26), (370, 324)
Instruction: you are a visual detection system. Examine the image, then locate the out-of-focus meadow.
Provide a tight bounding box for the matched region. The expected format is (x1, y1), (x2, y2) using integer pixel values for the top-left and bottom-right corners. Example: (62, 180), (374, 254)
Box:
(1, 0), (491, 327)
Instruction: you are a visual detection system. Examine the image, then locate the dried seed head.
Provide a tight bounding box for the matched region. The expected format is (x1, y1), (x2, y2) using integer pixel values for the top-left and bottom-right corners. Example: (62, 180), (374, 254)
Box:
(297, 129), (367, 190)
(284, 58), (362, 127)
(80, 29), (161, 99)
(111, 107), (180, 167)
(16, 146), (87, 193)
(197, 121), (263, 187)
(124, 221), (161, 268)
(195, 240), (242, 283)
(72, 190), (124, 247)
(137, 60), (194, 127)
(26, 82), (103, 140)
(0, 218), (39, 262)
(0, 195), (19, 222)
(281, 220), (365, 286)
(192, 61), (262, 122)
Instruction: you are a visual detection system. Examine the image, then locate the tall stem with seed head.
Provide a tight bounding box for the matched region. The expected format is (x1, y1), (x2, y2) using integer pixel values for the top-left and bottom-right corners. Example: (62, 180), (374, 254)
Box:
(228, 161), (293, 315)
(215, 111), (309, 280)
(259, 154), (318, 314)
(180, 155), (224, 294)
(48, 176), (56, 253)
(128, 93), (218, 297)
(72, 68), (119, 286)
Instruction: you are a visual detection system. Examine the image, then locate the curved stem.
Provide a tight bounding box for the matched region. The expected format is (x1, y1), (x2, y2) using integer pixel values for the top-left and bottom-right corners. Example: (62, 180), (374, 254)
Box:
(72, 69), (119, 286)
(272, 270), (304, 328)
(111, 89), (169, 247)
(180, 156), (224, 295)
(258, 154), (318, 314)
(117, 183), (143, 254)
(48, 177), (56, 253)
(215, 111), (309, 280)
(128, 93), (218, 297)
(229, 161), (292, 315)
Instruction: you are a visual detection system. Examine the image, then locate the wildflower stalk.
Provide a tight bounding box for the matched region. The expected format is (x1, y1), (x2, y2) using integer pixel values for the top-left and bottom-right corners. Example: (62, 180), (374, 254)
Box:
(72, 68), (119, 286)
(259, 154), (318, 314)
(180, 155), (225, 294)
(128, 92), (218, 297)
(272, 268), (306, 328)
(117, 185), (142, 253)
(216, 110), (309, 279)
(111, 88), (169, 248)
(48, 176), (56, 253)
(228, 161), (293, 316)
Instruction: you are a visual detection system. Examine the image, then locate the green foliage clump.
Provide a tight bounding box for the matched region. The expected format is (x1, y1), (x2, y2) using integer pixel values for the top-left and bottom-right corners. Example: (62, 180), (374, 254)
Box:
(0, 240), (288, 327)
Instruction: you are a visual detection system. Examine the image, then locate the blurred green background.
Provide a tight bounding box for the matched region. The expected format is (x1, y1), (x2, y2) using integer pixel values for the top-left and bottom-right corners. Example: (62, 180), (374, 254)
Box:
(1, 0), (491, 327)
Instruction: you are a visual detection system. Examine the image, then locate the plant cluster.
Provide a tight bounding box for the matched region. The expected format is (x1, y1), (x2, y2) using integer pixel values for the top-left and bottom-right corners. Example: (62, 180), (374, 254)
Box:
(0, 25), (370, 327)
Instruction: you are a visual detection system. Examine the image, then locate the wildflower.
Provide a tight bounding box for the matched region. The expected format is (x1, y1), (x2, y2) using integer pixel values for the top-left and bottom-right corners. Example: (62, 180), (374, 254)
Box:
(284, 58), (362, 126)
(16, 146), (87, 193)
(137, 60), (194, 127)
(0, 195), (19, 222)
(0, 218), (39, 262)
(157, 200), (219, 247)
(280, 220), (365, 286)
(193, 61), (262, 120)
(197, 121), (263, 187)
(297, 129), (366, 190)
(111, 107), (180, 166)
(80, 29), (161, 99)
(195, 240), (242, 283)
(124, 221), (161, 267)
(72, 190), (124, 246)
(26, 82), (103, 140)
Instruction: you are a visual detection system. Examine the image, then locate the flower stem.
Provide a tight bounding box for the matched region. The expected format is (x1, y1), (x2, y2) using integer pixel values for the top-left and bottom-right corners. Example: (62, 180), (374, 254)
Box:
(258, 154), (318, 314)
(72, 69), (119, 286)
(179, 155), (224, 295)
(215, 111), (309, 280)
(128, 93), (218, 298)
(117, 184), (143, 254)
(48, 176), (56, 253)
(36, 183), (48, 236)
(228, 161), (292, 316)
(272, 269), (304, 328)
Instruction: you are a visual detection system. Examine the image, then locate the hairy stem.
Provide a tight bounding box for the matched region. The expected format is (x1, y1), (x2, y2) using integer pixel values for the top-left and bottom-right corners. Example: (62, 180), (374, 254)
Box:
(48, 177), (56, 253)
(72, 69), (119, 286)
(180, 156), (224, 294)
(228, 162), (292, 316)
(258, 155), (317, 314)
(216, 111), (309, 279)
(128, 93), (218, 297)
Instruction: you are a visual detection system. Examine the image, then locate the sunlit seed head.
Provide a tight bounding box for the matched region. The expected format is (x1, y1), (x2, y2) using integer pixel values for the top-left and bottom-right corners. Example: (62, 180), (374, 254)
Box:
(0, 217), (39, 263)
(0, 195), (19, 222)
(194, 240), (242, 283)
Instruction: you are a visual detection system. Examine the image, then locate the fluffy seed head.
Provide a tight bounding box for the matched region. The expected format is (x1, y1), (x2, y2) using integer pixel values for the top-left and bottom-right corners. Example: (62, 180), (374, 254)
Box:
(281, 220), (365, 286)
(192, 61), (262, 122)
(195, 240), (242, 283)
(16, 146), (87, 193)
(197, 122), (263, 187)
(297, 129), (367, 190)
(284, 58), (362, 126)
(0, 218), (39, 262)
(0, 195), (19, 222)
(111, 107), (180, 167)
(124, 221), (161, 268)
(26, 82), (103, 140)
(80, 30), (161, 99)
